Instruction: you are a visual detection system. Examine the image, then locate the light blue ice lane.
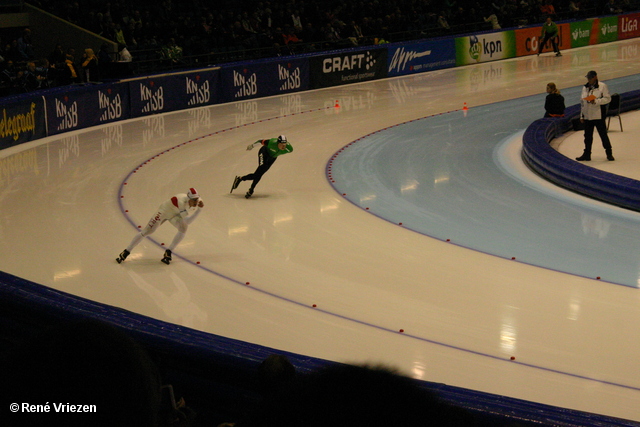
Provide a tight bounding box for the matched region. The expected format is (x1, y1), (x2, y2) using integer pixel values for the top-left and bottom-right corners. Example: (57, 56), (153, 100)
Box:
(330, 75), (640, 288)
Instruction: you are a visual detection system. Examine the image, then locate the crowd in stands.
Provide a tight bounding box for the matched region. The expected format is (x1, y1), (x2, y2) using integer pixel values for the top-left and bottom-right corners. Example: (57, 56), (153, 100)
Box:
(0, 0), (638, 96)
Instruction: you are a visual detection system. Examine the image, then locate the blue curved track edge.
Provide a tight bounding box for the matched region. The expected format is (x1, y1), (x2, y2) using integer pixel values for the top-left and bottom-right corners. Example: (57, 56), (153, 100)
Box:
(523, 90), (640, 211)
(1, 271), (638, 426)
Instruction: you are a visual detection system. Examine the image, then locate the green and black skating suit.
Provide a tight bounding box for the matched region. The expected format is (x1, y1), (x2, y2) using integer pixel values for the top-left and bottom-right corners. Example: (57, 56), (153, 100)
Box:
(240, 137), (293, 194)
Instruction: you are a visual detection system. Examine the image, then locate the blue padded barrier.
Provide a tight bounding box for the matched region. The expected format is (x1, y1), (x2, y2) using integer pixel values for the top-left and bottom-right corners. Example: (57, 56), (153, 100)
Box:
(522, 90), (640, 211)
(2, 270), (640, 426)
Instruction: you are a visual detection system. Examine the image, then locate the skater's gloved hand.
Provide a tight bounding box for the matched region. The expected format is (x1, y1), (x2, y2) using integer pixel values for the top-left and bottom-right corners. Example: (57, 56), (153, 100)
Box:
(246, 144), (255, 151)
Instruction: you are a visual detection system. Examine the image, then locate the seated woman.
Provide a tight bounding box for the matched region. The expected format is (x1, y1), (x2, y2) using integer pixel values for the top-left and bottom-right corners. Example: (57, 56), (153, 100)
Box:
(544, 82), (565, 117)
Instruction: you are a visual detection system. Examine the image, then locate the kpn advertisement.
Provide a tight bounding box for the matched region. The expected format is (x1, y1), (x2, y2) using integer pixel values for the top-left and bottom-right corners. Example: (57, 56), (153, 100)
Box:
(455, 32), (516, 65)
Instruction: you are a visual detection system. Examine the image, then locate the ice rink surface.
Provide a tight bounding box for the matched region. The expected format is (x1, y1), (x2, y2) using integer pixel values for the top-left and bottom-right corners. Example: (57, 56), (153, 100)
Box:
(2, 38), (640, 421)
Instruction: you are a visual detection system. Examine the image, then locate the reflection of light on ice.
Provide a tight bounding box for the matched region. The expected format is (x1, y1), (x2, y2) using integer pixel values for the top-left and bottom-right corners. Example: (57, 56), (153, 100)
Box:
(580, 213), (610, 238)
(411, 359), (428, 381)
(500, 319), (518, 353)
(320, 202), (339, 214)
(228, 226), (249, 236)
(273, 214), (293, 226)
(359, 194), (377, 203)
(567, 297), (581, 321)
(401, 180), (418, 194)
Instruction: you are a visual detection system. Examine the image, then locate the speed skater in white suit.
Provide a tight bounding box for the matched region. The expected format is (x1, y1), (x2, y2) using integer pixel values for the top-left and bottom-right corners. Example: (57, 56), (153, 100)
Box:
(116, 188), (204, 265)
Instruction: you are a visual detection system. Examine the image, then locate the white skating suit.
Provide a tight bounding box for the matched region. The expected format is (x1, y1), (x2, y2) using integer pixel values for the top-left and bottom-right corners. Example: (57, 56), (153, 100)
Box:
(141, 193), (202, 237)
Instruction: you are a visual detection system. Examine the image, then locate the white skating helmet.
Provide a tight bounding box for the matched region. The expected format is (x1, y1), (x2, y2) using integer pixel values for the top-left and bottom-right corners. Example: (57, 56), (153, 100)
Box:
(187, 188), (200, 199)
(278, 135), (287, 144)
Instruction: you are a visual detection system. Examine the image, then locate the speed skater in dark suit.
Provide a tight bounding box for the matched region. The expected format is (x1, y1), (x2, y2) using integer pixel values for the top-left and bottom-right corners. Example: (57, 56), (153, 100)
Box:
(230, 135), (293, 198)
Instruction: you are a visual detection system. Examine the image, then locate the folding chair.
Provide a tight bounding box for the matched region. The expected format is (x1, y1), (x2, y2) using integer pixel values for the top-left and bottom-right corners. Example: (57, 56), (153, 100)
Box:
(607, 93), (623, 131)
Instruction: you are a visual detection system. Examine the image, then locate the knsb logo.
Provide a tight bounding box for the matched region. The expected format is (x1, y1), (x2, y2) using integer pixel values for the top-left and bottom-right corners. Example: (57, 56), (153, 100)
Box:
(278, 64), (301, 91)
(98, 90), (122, 122)
(601, 23), (618, 36)
(233, 70), (258, 98)
(55, 97), (78, 131)
(186, 76), (210, 105)
(322, 51), (376, 73)
(389, 47), (432, 73)
(140, 82), (164, 113)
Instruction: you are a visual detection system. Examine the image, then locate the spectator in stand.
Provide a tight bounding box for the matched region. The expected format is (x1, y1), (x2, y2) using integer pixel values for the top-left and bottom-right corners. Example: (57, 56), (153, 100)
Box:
(300, 22), (320, 45)
(81, 48), (100, 82)
(321, 22), (341, 43)
(160, 38), (183, 64)
(123, 20), (139, 48)
(48, 44), (66, 68)
(437, 12), (451, 31)
(346, 20), (365, 45)
(484, 13), (502, 29)
(539, 0), (557, 18)
(16, 28), (34, 60)
(113, 23), (128, 47)
(281, 25), (302, 47)
(604, 0), (623, 14)
(98, 43), (113, 78)
(291, 9), (303, 32)
(20, 61), (47, 92)
(60, 53), (80, 85)
(0, 60), (18, 96)
(118, 43), (133, 62)
(47, 44), (66, 85)
(568, 1), (583, 18)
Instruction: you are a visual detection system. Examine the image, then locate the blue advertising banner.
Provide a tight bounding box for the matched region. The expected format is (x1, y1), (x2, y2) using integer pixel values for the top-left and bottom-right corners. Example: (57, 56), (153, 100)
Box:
(0, 97), (46, 149)
(218, 59), (309, 103)
(387, 40), (456, 76)
(44, 83), (130, 136)
(129, 68), (220, 117)
(309, 48), (387, 89)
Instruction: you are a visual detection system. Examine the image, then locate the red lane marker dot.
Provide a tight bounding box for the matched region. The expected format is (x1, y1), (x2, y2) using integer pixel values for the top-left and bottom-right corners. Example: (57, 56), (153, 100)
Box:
(138, 225), (141, 228)
(121, 195), (124, 198)
(399, 329), (404, 333)
(196, 261), (200, 264)
(596, 276), (601, 280)
(161, 243), (165, 246)
(342, 193), (346, 196)
(511, 257), (516, 260)
(312, 304), (317, 308)
(399, 222), (403, 226)
(245, 282), (250, 285)
(124, 182), (127, 185)
(365, 207), (370, 210)
(125, 210), (128, 212)
(446, 239), (450, 242)
(510, 356), (515, 360)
